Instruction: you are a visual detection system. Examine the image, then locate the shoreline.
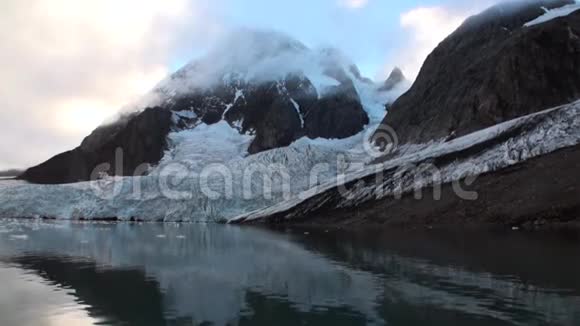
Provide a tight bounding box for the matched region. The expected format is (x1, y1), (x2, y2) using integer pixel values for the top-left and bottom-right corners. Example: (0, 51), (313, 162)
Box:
(2, 216), (580, 234)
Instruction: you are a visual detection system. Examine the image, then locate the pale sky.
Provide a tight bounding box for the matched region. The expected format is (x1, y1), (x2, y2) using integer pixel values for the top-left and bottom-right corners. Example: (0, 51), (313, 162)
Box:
(0, 0), (499, 170)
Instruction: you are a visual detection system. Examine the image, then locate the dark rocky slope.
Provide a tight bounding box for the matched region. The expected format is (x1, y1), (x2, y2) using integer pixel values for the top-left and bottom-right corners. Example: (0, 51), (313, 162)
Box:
(377, 0), (580, 145)
(233, 1), (580, 228)
(184, 74), (369, 154)
(243, 143), (580, 228)
(20, 32), (379, 184)
(20, 108), (173, 184)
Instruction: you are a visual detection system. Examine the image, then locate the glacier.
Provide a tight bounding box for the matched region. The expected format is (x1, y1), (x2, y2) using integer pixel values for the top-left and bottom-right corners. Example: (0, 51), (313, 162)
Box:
(231, 99), (580, 223)
(3, 96), (580, 222)
(3, 27), (578, 223)
(0, 73), (406, 221)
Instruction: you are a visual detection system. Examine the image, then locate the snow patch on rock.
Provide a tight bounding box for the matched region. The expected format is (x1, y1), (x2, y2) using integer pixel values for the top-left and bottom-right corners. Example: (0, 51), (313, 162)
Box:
(524, 2), (580, 27)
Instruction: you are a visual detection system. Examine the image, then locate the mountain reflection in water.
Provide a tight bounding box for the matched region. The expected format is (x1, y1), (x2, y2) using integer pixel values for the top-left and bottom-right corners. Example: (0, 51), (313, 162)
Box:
(0, 220), (579, 326)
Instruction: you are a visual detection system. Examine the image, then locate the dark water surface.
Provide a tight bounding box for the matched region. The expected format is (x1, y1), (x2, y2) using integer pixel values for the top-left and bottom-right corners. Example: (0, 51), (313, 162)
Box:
(0, 219), (579, 326)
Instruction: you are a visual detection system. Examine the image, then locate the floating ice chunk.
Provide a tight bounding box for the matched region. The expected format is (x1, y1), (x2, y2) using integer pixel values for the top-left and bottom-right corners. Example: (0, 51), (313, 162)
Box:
(10, 234), (28, 240)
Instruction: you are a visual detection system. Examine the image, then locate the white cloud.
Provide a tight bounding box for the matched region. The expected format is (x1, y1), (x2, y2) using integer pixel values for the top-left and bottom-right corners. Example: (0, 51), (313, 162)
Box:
(386, 1), (499, 81)
(0, 0), (223, 170)
(390, 6), (467, 80)
(339, 0), (369, 9)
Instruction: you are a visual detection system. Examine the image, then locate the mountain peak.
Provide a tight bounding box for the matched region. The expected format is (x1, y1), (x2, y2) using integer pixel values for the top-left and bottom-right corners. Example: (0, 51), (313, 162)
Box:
(380, 67), (406, 92)
(149, 29), (362, 109)
(207, 29), (309, 65)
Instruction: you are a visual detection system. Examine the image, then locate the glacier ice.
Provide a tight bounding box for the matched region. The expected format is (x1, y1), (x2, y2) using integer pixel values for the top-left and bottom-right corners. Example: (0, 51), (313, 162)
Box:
(231, 100), (580, 223)
(2, 95), (580, 222)
(0, 73), (407, 221)
(8, 29), (578, 223)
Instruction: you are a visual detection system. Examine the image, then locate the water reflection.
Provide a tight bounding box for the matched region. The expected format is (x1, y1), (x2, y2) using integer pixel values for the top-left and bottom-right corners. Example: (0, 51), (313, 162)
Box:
(0, 220), (579, 326)
(0, 262), (99, 326)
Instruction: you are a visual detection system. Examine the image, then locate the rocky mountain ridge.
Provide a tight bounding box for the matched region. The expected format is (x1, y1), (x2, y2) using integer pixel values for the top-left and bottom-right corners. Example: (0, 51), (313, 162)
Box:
(233, 0), (580, 227)
(376, 0), (580, 145)
(20, 31), (399, 184)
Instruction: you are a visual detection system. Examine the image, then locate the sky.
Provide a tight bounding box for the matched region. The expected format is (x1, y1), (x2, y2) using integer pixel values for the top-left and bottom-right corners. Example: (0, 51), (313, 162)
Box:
(0, 0), (500, 170)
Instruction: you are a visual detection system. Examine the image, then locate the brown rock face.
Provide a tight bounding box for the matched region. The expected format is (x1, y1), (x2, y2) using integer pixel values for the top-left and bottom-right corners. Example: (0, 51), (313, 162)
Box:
(220, 75), (368, 154)
(378, 0), (580, 145)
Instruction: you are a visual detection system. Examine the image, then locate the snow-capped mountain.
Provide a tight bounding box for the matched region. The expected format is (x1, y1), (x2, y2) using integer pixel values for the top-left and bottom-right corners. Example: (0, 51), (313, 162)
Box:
(5, 1), (580, 226)
(0, 29), (408, 221)
(20, 29), (404, 185)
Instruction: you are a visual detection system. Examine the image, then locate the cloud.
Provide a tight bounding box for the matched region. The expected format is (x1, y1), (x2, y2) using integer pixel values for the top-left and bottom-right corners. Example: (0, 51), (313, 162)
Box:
(0, 0), (223, 170)
(386, 1), (499, 80)
(396, 6), (467, 79)
(339, 0), (369, 9)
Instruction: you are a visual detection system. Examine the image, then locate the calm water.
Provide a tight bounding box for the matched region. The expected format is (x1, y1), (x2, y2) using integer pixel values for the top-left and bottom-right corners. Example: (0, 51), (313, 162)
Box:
(0, 220), (579, 326)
